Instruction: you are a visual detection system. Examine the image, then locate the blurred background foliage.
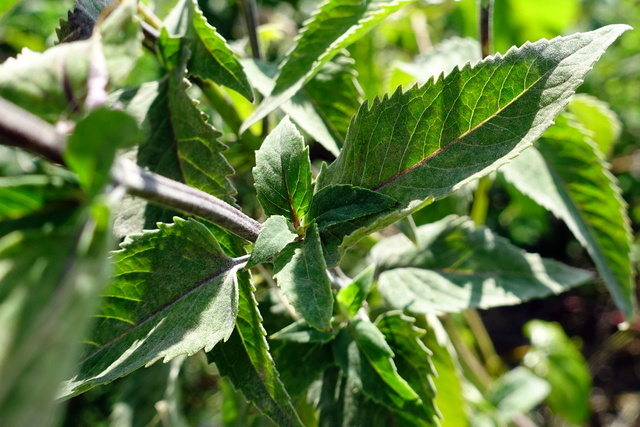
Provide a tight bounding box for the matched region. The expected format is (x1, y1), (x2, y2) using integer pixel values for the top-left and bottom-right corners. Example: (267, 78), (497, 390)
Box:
(1, 0), (639, 425)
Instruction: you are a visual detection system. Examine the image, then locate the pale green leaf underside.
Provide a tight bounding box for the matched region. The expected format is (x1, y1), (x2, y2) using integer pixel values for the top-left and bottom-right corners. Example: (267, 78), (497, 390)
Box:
(273, 222), (333, 331)
(502, 114), (634, 317)
(241, 0), (412, 132)
(253, 117), (313, 224)
(208, 273), (304, 427)
(372, 216), (593, 313)
(315, 25), (630, 259)
(188, 0), (253, 100)
(246, 215), (297, 268)
(61, 218), (244, 398)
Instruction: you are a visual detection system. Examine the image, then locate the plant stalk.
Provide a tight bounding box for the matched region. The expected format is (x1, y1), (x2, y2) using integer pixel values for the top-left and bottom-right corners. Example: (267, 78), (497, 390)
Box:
(0, 98), (262, 242)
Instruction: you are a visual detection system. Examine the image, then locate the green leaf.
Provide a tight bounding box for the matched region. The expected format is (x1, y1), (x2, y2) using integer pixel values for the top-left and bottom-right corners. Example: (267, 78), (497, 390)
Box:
(501, 114), (635, 318)
(0, 205), (111, 425)
(271, 319), (337, 343)
(208, 272), (304, 427)
(310, 184), (398, 229)
(65, 108), (140, 197)
(0, 175), (79, 222)
(336, 264), (374, 318)
(241, 56), (361, 157)
(0, 0), (141, 120)
(487, 367), (550, 422)
(315, 25), (630, 260)
(333, 319), (431, 419)
(253, 117), (313, 225)
(375, 312), (440, 424)
(61, 217), (243, 398)
(273, 222), (333, 331)
(272, 341), (334, 397)
(567, 93), (621, 156)
(372, 215), (593, 313)
(187, 0), (253, 100)
(75, 0), (118, 21)
(247, 215), (297, 268)
(523, 320), (592, 424)
(0, 0), (20, 18)
(241, 0), (413, 132)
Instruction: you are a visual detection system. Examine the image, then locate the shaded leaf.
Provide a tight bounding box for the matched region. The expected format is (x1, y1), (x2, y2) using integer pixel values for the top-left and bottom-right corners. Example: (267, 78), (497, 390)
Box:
(247, 215), (297, 268)
(61, 218), (244, 398)
(315, 25), (630, 261)
(208, 272), (304, 427)
(523, 320), (592, 424)
(372, 215), (593, 313)
(253, 117), (312, 226)
(271, 341), (334, 397)
(242, 0), (412, 131)
(502, 114), (635, 318)
(273, 222), (333, 331)
(0, 175), (79, 222)
(187, 0), (253, 100)
(336, 264), (374, 318)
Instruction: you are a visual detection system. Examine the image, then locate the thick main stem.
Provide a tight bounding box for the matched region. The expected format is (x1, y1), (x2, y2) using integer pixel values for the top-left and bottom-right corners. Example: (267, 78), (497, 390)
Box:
(0, 98), (262, 242)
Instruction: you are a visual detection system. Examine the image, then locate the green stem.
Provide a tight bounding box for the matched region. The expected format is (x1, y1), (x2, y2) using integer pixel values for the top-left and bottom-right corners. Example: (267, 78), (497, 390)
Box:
(479, 0), (494, 58)
(442, 315), (491, 392)
(463, 309), (504, 376)
(469, 175), (492, 226)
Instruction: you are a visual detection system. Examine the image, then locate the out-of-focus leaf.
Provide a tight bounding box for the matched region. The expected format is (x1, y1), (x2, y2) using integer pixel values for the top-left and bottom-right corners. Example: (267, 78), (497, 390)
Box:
(0, 0), (20, 18)
(271, 319), (337, 344)
(186, 0), (253, 100)
(208, 272), (304, 427)
(65, 108), (141, 197)
(315, 25), (630, 261)
(0, 0), (141, 121)
(273, 222), (333, 331)
(336, 264), (374, 318)
(61, 218), (244, 398)
(523, 320), (592, 424)
(488, 367), (550, 422)
(0, 204), (111, 426)
(0, 175), (78, 222)
(241, 0), (413, 132)
(253, 117), (312, 225)
(246, 215), (297, 268)
(372, 215), (593, 313)
(567, 93), (621, 156)
(502, 114), (635, 318)
(389, 37), (481, 90)
(375, 312), (440, 424)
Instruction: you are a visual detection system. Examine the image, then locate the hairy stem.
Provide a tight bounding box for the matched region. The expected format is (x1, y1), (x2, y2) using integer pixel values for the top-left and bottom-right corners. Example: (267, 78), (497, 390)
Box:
(0, 98), (262, 242)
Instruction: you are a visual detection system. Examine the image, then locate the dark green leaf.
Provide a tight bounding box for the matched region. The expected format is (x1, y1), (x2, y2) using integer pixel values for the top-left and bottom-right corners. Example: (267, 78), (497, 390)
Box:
(187, 0), (253, 100)
(241, 0), (413, 131)
(273, 222), (333, 331)
(61, 218), (243, 398)
(208, 272), (304, 427)
(375, 312), (439, 424)
(372, 215), (593, 313)
(253, 117), (313, 226)
(332, 320), (431, 419)
(310, 184), (398, 229)
(502, 114), (635, 318)
(271, 319), (337, 343)
(65, 108), (140, 197)
(336, 264), (374, 318)
(247, 215), (297, 268)
(272, 341), (334, 397)
(316, 25), (630, 258)
(523, 320), (592, 424)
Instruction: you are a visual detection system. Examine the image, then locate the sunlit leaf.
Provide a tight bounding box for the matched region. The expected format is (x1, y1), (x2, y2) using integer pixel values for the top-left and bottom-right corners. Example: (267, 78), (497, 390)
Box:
(567, 93), (621, 156)
(61, 218), (244, 398)
(246, 215), (297, 268)
(314, 25), (629, 261)
(336, 264), (374, 318)
(241, 0), (413, 131)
